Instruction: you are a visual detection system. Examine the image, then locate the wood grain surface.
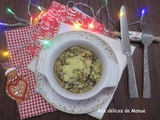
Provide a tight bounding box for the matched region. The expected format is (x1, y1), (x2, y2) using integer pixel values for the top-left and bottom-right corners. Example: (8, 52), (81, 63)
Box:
(0, 0), (160, 120)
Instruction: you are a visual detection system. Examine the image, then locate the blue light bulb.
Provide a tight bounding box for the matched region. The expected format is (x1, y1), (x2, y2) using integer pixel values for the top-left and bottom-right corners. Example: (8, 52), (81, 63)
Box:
(142, 9), (145, 14)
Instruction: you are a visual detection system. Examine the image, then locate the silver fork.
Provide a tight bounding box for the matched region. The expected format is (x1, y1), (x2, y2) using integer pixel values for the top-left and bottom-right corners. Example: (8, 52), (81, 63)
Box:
(140, 22), (153, 98)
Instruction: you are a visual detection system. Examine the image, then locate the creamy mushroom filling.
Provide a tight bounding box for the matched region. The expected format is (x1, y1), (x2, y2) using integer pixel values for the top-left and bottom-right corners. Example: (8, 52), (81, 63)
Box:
(54, 46), (103, 93)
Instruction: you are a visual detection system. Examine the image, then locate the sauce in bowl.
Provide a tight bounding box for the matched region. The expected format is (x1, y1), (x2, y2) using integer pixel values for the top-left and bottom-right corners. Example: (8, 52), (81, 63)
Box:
(54, 46), (103, 93)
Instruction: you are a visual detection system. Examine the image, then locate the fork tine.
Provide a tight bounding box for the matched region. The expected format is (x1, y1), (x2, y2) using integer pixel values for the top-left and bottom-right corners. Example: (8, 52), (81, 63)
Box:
(140, 22), (152, 35)
(145, 23), (152, 34)
(140, 22), (145, 35)
(142, 22), (148, 34)
(143, 23), (150, 35)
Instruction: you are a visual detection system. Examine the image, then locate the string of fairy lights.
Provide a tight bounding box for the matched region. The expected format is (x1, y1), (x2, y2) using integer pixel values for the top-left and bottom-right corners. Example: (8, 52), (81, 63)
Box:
(0, 0), (145, 59)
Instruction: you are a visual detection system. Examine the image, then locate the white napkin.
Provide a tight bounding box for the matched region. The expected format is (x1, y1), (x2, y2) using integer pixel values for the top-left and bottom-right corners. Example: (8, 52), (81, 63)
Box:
(28, 23), (135, 119)
(57, 23), (135, 119)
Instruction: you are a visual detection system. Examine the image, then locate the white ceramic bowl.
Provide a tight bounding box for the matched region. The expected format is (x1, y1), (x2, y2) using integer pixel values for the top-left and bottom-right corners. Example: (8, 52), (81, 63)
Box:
(38, 39), (111, 100)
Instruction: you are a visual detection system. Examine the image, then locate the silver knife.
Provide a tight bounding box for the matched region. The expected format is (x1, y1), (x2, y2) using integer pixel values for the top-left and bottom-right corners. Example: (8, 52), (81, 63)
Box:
(120, 5), (138, 98)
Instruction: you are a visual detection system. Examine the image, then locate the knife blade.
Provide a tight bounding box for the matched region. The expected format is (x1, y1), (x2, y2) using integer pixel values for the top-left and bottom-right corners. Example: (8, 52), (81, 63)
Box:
(120, 5), (138, 98)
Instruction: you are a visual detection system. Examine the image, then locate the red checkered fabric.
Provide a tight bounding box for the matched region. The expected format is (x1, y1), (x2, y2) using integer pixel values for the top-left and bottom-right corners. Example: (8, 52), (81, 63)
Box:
(5, 25), (56, 120)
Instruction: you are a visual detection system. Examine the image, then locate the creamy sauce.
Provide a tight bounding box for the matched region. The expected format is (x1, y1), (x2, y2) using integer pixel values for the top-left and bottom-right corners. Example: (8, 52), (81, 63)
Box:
(54, 46), (103, 93)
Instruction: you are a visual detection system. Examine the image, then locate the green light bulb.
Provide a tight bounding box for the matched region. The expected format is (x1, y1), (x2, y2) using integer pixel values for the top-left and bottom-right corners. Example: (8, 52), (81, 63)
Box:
(41, 40), (50, 46)
(38, 6), (42, 11)
(7, 8), (15, 15)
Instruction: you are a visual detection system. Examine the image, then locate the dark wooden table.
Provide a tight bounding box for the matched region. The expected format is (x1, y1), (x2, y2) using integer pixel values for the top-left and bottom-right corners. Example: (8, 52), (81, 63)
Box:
(0, 0), (160, 120)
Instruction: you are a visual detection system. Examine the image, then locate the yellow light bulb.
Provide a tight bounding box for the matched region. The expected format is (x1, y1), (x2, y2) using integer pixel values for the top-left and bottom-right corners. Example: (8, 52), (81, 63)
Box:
(73, 22), (81, 30)
(88, 22), (94, 29)
(34, 18), (38, 21)
(3, 51), (9, 57)
(120, 12), (123, 17)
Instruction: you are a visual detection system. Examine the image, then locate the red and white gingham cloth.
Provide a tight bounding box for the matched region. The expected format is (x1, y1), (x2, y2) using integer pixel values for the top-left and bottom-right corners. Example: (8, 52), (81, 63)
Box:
(5, 25), (56, 120)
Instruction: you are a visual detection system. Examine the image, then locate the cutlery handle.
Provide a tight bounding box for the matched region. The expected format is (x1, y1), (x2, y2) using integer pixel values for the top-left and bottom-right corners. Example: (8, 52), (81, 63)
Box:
(143, 47), (151, 98)
(127, 55), (138, 98)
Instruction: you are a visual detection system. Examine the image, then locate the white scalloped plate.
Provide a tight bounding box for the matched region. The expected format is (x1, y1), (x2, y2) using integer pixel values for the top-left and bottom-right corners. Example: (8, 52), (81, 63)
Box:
(36, 31), (118, 114)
